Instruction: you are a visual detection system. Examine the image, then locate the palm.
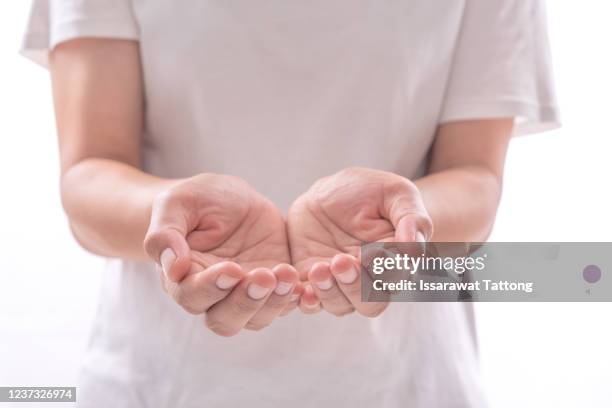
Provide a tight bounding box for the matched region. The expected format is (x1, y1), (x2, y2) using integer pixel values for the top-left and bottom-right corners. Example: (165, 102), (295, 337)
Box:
(162, 175), (291, 274)
(288, 167), (433, 280)
(187, 199), (289, 273)
(288, 177), (396, 278)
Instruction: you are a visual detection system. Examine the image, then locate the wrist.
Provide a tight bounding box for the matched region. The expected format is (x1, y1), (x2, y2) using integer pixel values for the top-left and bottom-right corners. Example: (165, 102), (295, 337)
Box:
(61, 158), (185, 259)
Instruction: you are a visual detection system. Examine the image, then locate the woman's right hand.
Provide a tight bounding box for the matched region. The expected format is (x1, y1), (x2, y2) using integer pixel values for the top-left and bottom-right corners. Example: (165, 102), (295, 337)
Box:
(144, 174), (300, 337)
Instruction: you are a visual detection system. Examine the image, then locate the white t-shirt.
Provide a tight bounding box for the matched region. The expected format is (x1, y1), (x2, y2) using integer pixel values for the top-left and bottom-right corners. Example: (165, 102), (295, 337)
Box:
(22, 1), (559, 407)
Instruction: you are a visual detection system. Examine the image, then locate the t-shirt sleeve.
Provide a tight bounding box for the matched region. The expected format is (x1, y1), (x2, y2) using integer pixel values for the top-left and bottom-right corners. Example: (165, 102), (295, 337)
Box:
(20, 0), (139, 68)
(439, 0), (560, 136)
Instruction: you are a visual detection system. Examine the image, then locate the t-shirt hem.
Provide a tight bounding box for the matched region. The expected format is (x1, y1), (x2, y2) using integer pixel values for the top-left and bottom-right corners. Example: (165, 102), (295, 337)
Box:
(20, 17), (139, 68)
(439, 99), (561, 137)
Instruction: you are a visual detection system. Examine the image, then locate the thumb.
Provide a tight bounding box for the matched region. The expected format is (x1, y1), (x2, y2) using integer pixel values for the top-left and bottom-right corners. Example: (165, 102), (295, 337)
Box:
(144, 200), (193, 283)
(385, 186), (433, 243)
(395, 215), (430, 243)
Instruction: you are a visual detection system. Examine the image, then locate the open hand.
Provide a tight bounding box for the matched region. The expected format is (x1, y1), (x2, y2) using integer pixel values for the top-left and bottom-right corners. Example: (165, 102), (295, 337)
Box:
(144, 174), (301, 336)
(287, 167), (433, 317)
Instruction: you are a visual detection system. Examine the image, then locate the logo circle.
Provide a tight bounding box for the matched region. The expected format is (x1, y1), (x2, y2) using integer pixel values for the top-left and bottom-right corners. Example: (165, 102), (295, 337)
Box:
(583, 265), (602, 284)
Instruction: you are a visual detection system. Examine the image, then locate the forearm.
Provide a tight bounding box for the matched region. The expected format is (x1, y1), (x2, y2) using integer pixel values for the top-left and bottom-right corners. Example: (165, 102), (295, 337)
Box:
(415, 165), (502, 242)
(61, 158), (178, 260)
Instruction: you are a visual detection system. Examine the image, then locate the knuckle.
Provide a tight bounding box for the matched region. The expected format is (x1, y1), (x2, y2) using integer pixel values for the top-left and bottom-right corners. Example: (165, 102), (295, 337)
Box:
(341, 283), (362, 297)
(204, 315), (239, 337)
(143, 230), (163, 254)
(359, 303), (388, 318)
(422, 217), (434, 237)
(143, 227), (178, 256)
(280, 305), (296, 316)
(229, 298), (257, 316)
(153, 188), (198, 217)
(179, 302), (200, 315)
(194, 283), (222, 303)
(322, 294), (350, 309)
(159, 187), (192, 205)
(151, 190), (183, 215)
(244, 320), (269, 331)
(264, 295), (289, 310)
(361, 309), (381, 318)
(330, 307), (355, 317)
(171, 288), (200, 315)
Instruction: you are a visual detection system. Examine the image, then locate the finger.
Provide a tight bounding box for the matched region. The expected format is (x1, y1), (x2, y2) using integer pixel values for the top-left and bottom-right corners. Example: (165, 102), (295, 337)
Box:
(299, 283), (321, 314)
(246, 264), (299, 330)
(279, 284), (304, 316)
(309, 262), (354, 317)
(144, 195), (194, 282)
(205, 268), (276, 337)
(165, 261), (244, 314)
(330, 253), (389, 318)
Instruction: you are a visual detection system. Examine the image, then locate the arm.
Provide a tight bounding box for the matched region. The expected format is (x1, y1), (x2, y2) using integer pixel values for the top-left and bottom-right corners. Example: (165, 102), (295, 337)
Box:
(416, 118), (514, 242)
(50, 39), (300, 334)
(287, 118), (513, 316)
(50, 38), (171, 260)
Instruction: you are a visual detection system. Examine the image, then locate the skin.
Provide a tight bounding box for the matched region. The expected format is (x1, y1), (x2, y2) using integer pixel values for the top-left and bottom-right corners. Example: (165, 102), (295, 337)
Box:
(51, 39), (301, 336)
(287, 118), (514, 316)
(144, 174), (301, 335)
(287, 167), (433, 316)
(50, 38), (513, 333)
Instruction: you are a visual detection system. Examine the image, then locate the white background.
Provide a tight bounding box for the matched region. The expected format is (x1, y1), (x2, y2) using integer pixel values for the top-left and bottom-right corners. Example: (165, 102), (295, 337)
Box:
(0, 2), (611, 407)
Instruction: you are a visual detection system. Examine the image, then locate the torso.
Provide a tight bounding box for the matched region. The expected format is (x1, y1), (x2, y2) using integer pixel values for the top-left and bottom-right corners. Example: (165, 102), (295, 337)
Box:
(79, 2), (487, 407)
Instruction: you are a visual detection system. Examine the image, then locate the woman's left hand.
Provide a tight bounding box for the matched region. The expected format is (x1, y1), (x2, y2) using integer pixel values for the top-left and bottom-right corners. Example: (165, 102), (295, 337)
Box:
(287, 167), (433, 317)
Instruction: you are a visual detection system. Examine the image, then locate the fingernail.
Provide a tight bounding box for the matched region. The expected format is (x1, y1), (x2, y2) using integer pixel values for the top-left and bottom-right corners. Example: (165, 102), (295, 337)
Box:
(160, 248), (176, 278)
(290, 293), (300, 302)
(315, 279), (333, 290)
(336, 267), (358, 284)
(416, 231), (427, 253)
(215, 274), (240, 290)
(304, 301), (319, 309)
(247, 283), (271, 300)
(274, 281), (294, 296)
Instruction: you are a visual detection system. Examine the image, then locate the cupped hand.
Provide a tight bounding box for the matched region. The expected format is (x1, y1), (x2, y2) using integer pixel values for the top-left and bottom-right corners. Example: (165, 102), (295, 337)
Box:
(287, 167), (433, 317)
(144, 174), (301, 336)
